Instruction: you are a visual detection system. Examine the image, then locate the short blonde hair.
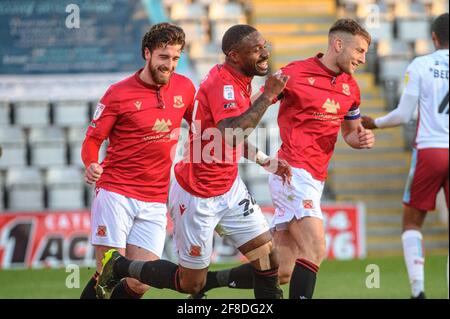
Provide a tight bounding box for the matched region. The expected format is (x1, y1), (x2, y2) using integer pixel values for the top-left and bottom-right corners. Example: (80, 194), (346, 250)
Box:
(329, 19), (371, 46)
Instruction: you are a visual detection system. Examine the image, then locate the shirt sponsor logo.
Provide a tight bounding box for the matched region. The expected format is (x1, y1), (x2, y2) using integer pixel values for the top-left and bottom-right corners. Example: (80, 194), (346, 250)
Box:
(93, 103), (106, 120)
(224, 102), (237, 109)
(322, 98), (340, 114)
(134, 101), (142, 110)
(152, 119), (172, 133)
(189, 245), (202, 257)
(96, 225), (107, 237)
(223, 85), (235, 100)
(308, 77), (316, 85)
(173, 95), (185, 108)
(342, 83), (351, 96)
(302, 200), (314, 209)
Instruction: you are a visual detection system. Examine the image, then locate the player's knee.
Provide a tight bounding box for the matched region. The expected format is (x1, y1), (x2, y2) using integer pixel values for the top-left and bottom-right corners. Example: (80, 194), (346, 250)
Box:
(127, 279), (150, 295)
(246, 241), (279, 271)
(313, 240), (327, 265)
(179, 277), (206, 295)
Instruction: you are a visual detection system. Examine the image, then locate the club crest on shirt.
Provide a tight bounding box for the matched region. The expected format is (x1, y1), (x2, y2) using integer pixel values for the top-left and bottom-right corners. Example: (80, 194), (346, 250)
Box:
(179, 204), (186, 215)
(342, 83), (351, 96)
(223, 85), (235, 100)
(93, 103), (106, 120)
(173, 95), (185, 108)
(308, 77), (316, 85)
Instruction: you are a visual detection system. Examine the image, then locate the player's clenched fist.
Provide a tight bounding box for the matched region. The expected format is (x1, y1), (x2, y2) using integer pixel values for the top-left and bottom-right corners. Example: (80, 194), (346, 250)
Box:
(85, 162), (103, 185)
(357, 125), (375, 149)
(262, 72), (289, 102)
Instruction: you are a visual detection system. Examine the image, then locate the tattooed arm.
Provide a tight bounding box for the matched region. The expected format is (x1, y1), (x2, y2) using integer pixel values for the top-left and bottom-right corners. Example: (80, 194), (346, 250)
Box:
(218, 73), (289, 147)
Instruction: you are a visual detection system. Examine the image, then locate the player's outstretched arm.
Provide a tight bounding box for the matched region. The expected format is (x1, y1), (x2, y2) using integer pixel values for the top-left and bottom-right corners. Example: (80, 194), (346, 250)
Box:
(218, 73), (289, 147)
(362, 93), (419, 130)
(341, 119), (375, 149)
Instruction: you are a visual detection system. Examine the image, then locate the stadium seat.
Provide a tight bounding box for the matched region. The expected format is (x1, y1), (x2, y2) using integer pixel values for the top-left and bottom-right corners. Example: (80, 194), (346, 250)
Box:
(46, 167), (84, 210)
(414, 39), (434, 56)
(5, 167), (44, 211)
(170, 2), (206, 21)
(248, 177), (272, 206)
(0, 126), (27, 168)
(0, 173), (4, 211)
(363, 19), (394, 42)
(53, 100), (90, 126)
(68, 126), (86, 167)
(14, 101), (50, 127)
(266, 127), (281, 157)
(397, 18), (430, 41)
(189, 42), (222, 62)
(177, 21), (209, 44)
(29, 127), (67, 168)
(0, 101), (10, 125)
(210, 21), (239, 44)
(379, 56), (410, 81)
(209, 3), (245, 21)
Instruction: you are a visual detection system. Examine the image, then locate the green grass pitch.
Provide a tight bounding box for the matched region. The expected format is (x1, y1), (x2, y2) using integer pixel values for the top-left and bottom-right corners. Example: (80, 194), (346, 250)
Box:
(0, 255), (447, 299)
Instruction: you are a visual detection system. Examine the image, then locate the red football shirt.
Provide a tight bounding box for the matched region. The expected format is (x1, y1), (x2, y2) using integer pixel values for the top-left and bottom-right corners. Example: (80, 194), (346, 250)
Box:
(276, 53), (361, 181)
(86, 69), (196, 202)
(175, 63), (253, 197)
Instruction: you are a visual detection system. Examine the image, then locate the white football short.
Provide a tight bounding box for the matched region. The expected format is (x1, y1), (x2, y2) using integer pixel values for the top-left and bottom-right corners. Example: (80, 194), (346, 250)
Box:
(269, 167), (325, 230)
(90, 188), (167, 258)
(169, 176), (269, 269)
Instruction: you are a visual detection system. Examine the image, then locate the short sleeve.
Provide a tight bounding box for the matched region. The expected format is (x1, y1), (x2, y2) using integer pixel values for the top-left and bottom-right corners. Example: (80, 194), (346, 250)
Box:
(403, 59), (421, 97)
(86, 86), (120, 140)
(345, 80), (361, 120)
(207, 82), (244, 125)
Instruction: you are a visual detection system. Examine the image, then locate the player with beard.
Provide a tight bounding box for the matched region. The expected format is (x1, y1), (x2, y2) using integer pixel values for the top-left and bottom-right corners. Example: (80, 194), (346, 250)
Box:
(189, 19), (376, 299)
(79, 23), (196, 299)
(95, 24), (291, 299)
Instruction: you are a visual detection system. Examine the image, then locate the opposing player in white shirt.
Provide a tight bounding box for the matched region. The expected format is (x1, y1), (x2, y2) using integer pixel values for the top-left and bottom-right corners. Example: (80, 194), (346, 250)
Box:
(362, 12), (449, 299)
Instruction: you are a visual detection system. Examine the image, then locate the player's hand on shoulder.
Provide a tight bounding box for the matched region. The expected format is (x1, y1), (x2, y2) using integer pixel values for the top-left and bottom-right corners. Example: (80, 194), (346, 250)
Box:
(85, 162), (103, 185)
(361, 115), (377, 130)
(261, 158), (292, 185)
(262, 71), (289, 102)
(357, 125), (375, 149)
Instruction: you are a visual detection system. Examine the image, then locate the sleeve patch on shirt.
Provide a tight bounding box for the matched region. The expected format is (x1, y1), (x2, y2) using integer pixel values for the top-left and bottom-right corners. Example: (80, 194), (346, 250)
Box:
(93, 103), (106, 120)
(223, 85), (235, 101)
(404, 72), (409, 85)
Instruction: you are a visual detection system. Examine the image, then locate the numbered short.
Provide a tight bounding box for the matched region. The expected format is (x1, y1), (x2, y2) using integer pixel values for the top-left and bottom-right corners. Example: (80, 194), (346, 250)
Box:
(269, 167), (325, 230)
(169, 177), (269, 269)
(91, 188), (167, 258)
(403, 148), (449, 211)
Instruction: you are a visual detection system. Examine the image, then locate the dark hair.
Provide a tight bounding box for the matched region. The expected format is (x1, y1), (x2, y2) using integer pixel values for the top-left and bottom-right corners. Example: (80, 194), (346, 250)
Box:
(432, 13), (449, 46)
(141, 22), (185, 59)
(329, 18), (372, 46)
(222, 24), (258, 55)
